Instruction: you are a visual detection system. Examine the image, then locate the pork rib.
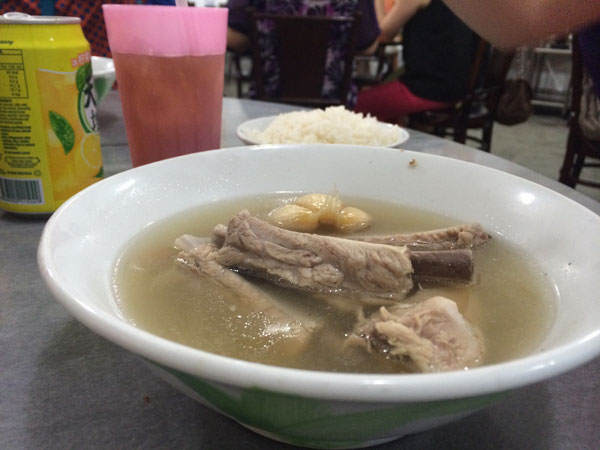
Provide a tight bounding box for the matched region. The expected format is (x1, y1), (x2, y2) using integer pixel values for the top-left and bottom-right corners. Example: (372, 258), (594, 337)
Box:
(353, 223), (491, 251)
(410, 249), (473, 284)
(215, 210), (415, 300)
(175, 235), (320, 347)
(215, 221), (474, 284)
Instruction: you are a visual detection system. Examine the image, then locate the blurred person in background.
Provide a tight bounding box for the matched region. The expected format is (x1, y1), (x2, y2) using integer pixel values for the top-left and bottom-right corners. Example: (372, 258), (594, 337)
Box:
(226, 0), (381, 106)
(226, 0), (379, 55)
(353, 0), (478, 123)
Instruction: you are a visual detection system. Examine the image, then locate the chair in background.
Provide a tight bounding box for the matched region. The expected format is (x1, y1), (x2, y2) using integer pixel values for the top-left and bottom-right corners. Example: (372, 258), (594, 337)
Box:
(558, 37), (600, 189)
(408, 39), (515, 152)
(354, 40), (403, 88)
(226, 48), (252, 98)
(249, 11), (361, 108)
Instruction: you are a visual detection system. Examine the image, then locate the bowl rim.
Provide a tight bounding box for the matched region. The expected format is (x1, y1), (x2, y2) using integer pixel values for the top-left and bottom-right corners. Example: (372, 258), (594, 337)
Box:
(38, 144), (600, 403)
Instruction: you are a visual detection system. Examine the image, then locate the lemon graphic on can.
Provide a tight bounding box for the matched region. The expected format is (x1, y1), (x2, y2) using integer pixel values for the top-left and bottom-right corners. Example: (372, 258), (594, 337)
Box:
(75, 133), (103, 178)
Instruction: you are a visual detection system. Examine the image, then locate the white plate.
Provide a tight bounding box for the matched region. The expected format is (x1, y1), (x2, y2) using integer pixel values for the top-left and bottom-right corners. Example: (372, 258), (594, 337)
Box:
(91, 56), (116, 104)
(91, 56), (115, 77)
(236, 115), (410, 147)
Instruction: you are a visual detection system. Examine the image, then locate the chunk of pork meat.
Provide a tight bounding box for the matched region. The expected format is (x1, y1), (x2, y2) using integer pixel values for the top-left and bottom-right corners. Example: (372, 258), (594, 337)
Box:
(351, 296), (484, 372)
(175, 235), (320, 352)
(215, 210), (415, 300)
(354, 223), (491, 251)
(213, 212), (476, 302)
(215, 222), (475, 286)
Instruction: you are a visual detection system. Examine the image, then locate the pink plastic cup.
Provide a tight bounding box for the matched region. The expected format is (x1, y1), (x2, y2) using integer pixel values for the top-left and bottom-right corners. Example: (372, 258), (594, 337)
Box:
(103, 5), (228, 167)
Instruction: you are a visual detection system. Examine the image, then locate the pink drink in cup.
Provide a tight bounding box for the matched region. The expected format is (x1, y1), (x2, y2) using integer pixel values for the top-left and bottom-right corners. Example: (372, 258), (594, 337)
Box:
(103, 5), (228, 167)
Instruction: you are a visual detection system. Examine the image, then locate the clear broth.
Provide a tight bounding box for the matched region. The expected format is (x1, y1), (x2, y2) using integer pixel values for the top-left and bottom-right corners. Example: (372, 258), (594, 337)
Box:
(113, 195), (556, 373)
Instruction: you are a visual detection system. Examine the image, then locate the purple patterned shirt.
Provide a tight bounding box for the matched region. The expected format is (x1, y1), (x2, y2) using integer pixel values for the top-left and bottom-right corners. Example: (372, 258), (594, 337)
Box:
(228, 0), (380, 106)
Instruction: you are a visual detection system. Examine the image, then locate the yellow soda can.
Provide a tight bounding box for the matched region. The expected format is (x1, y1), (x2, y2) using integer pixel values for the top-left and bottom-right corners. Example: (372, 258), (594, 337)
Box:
(0, 12), (103, 215)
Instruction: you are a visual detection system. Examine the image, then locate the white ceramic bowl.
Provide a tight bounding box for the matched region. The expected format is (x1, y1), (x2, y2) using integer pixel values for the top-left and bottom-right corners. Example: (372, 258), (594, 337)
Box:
(236, 116), (410, 147)
(38, 145), (600, 449)
(91, 56), (116, 104)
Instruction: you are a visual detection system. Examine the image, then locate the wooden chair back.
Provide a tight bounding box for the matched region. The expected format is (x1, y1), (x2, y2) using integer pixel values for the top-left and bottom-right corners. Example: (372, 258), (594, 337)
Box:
(409, 38), (515, 152)
(249, 11), (361, 108)
(558, 36), (600, 188)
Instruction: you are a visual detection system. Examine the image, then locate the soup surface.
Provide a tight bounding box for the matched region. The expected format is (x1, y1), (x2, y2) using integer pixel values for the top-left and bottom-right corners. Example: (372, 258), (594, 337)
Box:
(113, 195), (556, 373)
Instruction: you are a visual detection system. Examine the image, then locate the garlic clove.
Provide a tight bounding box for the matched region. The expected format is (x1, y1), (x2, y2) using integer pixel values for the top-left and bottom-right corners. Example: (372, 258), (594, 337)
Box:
(336, 206), (372, 232)
(319, 193), (345, 227)
(267, 204), (320, 232)
(295, 193), (343, 213)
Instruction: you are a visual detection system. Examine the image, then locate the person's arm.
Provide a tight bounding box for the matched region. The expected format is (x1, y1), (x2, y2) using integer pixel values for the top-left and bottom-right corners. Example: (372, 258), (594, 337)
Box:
(374, 0), (387, 24)
(355, 0), (384, 55)
(226, 0), (251, 52)
(227, 28), (250, 53)
(379, 0), (430, 42)
(442, 0), (600, 49)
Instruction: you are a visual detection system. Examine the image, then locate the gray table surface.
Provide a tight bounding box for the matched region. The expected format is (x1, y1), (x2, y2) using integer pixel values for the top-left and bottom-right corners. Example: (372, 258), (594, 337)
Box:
(2, 90), (599, 450)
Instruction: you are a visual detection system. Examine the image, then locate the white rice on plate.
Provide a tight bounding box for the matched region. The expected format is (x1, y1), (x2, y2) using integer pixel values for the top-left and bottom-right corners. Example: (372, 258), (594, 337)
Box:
(245, 106), (402, 146)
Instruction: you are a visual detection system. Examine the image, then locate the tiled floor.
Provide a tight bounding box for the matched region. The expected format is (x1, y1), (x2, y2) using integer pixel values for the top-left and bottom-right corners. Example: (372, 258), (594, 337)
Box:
(491, 112), (600, 203)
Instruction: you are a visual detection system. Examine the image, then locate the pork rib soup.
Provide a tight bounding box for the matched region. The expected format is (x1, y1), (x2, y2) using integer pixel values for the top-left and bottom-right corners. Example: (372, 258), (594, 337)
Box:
(112, 195), (556, 374)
